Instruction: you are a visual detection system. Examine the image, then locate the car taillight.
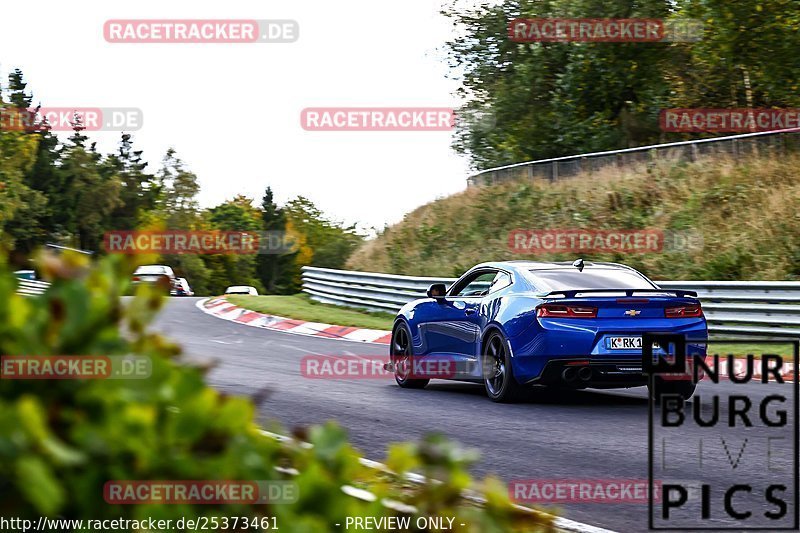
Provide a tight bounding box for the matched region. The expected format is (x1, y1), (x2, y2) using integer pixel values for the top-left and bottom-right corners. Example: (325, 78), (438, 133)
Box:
(665, 305), (703, 318)
(132, 276), (140, 282)
(537, 304), (598, 318)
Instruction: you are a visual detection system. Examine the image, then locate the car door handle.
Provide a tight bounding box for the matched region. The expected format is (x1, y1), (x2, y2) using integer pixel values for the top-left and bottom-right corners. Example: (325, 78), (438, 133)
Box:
(465, 308), (477, 315)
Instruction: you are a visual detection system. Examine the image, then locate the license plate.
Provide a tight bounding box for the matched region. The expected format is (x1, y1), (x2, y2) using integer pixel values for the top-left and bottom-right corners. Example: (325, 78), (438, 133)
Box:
(139, 276), (159, 282)
(608, 336), (643, 350)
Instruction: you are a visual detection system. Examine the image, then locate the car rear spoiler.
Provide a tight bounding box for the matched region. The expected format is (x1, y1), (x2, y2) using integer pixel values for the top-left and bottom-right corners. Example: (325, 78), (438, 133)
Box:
(540, 288), (699, 298)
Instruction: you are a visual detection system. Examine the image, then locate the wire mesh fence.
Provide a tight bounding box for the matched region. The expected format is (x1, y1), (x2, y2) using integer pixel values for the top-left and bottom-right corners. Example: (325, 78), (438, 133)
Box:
(467, 129), (800, 187)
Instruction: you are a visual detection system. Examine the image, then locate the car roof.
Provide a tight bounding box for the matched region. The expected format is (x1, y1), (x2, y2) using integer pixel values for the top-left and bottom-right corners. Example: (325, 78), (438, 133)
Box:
(457, 260), (651, 293)
(134, 264), (173, 273)
(468, 260), (638, 273)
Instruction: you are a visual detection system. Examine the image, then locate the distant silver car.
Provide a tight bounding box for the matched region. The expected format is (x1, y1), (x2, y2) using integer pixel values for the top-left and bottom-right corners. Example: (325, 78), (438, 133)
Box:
(132, 265), (177, 295)
(225, 285), (259, 296)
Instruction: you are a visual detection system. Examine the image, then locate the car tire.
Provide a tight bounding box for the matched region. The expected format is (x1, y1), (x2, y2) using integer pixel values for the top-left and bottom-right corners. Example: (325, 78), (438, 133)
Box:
(482, 331), (526, 403)
(391, 322), (429, 389)
(648, 377), (696, 404)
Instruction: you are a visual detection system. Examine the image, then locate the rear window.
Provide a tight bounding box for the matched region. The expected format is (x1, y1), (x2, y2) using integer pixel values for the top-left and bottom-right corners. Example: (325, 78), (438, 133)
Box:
(226, 286), (254, 294)
(528, 268), (654, 291)
(134, 265), (174, 276)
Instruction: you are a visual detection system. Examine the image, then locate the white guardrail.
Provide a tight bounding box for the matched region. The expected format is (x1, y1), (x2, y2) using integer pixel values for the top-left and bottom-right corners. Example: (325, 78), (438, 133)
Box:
(302, 266), (800, 338)
(17, 270), (800, 338)
(16, 279), (50, 296)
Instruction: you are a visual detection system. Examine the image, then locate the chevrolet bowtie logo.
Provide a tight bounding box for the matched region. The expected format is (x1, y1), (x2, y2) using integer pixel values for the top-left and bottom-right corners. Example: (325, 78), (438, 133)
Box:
(624, 309), (641, 316)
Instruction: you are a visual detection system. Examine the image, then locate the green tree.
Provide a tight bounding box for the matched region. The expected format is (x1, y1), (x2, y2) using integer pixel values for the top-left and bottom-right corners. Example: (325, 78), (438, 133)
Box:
(1, 70), (61, 255)
(443, 0), (800, 169)
(282, 196), (363, 291)
(207, 194), (262, 231)
(198, 195), (264, 294)
(672, 0), (800, 110)
(256, 187), (294, 294)
(58, 122), (121, 251)
(156, 148), (200, 229)
(106, 133), (159, 230)
(7, 68), (33, 109)
(0, 70), (42, 255)
(0, 120), (39, 253)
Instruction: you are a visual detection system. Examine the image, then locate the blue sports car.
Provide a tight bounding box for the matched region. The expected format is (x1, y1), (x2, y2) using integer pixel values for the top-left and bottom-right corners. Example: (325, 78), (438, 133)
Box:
(387, 260), (707, 402)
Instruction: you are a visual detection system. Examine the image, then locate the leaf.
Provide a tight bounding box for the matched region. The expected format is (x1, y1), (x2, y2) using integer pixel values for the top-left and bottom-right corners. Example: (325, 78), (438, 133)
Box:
(16, 455), (65, 515)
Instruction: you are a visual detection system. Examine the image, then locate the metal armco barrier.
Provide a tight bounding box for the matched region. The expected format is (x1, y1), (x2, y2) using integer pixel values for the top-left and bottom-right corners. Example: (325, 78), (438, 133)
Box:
(302, 266), (800, 338)
(16, 279), (50, 296)
(467, 128), (800, 187)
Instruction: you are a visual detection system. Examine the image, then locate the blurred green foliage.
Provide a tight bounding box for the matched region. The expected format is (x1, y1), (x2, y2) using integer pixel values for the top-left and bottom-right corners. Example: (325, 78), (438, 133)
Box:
(0, 252), (551, 531)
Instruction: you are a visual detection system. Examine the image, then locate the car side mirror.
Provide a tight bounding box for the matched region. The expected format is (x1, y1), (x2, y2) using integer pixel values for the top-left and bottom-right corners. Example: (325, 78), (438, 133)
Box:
(427, 283), (447, 301)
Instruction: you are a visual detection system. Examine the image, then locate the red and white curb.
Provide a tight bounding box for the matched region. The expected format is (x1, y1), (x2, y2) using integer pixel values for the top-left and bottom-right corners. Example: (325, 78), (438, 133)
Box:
(196, 298), (796, 380)
(197, 297), (392, 345)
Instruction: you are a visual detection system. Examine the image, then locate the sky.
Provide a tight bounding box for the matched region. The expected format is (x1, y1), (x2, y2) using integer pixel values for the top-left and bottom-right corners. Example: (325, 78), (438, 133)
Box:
(0, 0), (479, 232)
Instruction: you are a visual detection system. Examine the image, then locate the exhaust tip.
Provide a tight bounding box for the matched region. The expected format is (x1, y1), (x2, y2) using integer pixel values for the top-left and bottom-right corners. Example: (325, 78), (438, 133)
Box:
(578, 366), (593, 381)
(562, 367), (578, 382)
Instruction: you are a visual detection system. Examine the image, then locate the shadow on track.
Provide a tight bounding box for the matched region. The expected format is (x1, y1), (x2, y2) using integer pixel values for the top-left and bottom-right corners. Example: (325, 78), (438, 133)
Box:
(409, 381), (650, 406)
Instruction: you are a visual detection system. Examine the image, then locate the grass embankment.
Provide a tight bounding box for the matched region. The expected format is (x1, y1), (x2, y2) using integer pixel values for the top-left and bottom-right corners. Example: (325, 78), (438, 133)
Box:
(225, 293), (395, 330)
(347, 153), (800, 281)
(708, 342), (797, 359)
(229, 154), (800, 342)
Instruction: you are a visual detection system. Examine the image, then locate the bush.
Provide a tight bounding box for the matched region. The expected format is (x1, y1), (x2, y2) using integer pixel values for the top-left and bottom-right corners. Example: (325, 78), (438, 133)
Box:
(0, 252), (551, 531)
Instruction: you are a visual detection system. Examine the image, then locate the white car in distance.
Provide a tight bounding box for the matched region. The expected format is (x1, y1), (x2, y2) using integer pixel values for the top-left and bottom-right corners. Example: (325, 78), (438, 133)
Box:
(225, 285), (259, 296)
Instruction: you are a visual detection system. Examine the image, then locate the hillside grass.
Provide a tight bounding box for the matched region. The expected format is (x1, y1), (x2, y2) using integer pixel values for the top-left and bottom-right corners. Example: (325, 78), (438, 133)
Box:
(347, 153), (800, 281)
(710, 342), (797, 360)
(226, 293), (395, 330)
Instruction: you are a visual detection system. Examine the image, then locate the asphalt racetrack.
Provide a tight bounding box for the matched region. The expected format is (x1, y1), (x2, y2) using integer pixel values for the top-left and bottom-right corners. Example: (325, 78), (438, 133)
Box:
(153, 298), (797, 533)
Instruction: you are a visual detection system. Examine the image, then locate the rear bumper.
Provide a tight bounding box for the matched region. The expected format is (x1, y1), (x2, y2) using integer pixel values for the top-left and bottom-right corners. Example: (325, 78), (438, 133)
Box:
(526, 357), (649, 388)
(508, 320), (707, 384)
